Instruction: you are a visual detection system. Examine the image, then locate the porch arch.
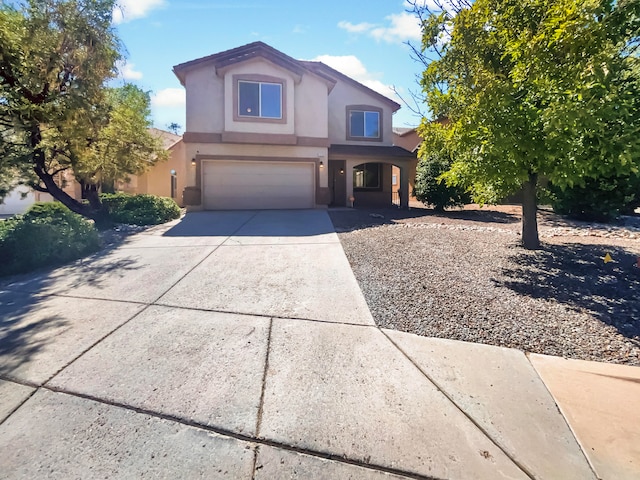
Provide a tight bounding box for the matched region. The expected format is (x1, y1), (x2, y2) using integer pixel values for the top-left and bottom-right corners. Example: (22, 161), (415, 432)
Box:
(328, 144), (417, 209)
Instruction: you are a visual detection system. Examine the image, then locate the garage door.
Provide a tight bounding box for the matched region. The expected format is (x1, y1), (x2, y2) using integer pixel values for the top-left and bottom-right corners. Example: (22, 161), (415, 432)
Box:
(203, 160), (315, 210)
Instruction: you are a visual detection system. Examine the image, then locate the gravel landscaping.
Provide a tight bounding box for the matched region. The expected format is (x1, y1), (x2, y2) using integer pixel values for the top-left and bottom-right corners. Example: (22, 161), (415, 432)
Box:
(330, 205), (640, 366)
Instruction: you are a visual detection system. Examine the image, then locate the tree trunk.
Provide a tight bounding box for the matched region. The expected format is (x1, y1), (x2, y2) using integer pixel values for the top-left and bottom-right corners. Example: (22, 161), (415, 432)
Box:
(29, 127), (102, 221)
(32, 153), (92, 216)
(83, 183), (102, 211)
(82, 182), (110, 228)
(521, 173), (540, 250)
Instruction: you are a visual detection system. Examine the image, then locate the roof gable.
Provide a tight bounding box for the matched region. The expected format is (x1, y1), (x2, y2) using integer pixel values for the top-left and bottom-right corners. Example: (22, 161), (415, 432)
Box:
(149, 128), (182, 150)
(174, 41), (326, 87)
(300, 61), (401, 112)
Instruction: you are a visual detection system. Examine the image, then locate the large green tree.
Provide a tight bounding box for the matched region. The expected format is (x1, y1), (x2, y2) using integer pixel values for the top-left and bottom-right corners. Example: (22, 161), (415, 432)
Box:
(69, 83), (167, 204)
(418, 0), (640, 249)
(0, 0), (165, 220)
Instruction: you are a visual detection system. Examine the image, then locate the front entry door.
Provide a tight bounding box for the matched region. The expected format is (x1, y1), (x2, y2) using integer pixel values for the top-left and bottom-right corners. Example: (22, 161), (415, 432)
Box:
(328, 160), (346, 207)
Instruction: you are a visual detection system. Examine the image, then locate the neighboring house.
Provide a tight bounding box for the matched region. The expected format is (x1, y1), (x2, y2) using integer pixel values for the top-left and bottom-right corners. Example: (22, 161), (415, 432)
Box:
(171, 41), (416, 210)
(392, 127), (421, 203)
(0, 186), (38, 216)
(121, 128), (186, 206)
(2, 128), (181, 215)
(0, 171), (81, 216)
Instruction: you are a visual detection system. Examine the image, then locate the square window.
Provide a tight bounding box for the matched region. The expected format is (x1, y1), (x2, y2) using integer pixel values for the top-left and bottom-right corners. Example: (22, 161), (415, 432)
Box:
(354, 163), (381, 189)
(349, 109), (380, 139)
(238, 80), (282, 119)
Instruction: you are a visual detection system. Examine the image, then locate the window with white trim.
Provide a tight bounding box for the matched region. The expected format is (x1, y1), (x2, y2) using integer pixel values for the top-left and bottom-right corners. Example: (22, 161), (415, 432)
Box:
(238, 80), (282, 119)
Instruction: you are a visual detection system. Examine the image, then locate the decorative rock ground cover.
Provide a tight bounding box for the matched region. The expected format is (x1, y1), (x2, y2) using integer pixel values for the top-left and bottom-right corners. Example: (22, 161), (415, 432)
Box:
(330, 206), (640, 366)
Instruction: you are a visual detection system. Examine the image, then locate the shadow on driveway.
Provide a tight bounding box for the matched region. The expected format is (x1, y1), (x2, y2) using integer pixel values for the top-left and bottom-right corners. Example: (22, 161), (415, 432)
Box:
(160, 210), (337, 238)
(0, 291), (67, 378)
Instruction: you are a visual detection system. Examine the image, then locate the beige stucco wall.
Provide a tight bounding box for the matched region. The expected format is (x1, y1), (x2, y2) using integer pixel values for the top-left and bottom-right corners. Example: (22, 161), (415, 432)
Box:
(184, 58), (328, 139)
(327, 81), (395, 146)
(294, 73), (329, 138)
(185, 67), (224, 134)
(136, 141), (187, 206)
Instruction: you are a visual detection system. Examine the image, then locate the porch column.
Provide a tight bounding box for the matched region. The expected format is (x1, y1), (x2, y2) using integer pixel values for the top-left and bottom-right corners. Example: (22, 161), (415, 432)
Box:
(400, 164), (409, 209)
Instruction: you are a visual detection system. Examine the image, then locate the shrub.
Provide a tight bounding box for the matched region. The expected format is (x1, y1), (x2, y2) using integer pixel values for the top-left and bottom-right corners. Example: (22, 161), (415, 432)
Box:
(100, 193), (181, 225)
(550, 173), (640, 222)
(414, 154), (470, 211)
(0, 202), (101, 277)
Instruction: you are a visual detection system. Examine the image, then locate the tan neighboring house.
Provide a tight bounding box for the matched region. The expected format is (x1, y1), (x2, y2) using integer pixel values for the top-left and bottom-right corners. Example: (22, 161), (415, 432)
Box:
(392, 127), (421, 203)
(2, 128), (183, 216)
(121, 128), (186, 206)
(170, 41), (416, 210)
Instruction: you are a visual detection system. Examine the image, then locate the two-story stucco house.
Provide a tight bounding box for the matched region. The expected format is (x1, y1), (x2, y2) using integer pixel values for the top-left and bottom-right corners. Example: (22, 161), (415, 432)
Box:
(171, 41), (415, 210)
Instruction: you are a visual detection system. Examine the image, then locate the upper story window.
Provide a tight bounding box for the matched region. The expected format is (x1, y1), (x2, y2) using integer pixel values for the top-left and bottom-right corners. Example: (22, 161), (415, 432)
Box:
(233, 74), (287, 124)
(238, 80), (282, 119)
(346, 105), (383, 142)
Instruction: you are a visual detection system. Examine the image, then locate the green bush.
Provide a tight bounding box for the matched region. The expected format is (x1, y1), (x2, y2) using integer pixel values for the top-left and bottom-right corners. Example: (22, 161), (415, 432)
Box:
(550, 173), (640, 222)
(0, 202), (101, 277)
(414, 154), (470, 211)
(100, 193), (181, 225)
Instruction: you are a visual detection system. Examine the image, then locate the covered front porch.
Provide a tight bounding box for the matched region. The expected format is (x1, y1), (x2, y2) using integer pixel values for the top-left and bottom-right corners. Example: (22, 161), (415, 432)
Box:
(327, 145), (417, 209)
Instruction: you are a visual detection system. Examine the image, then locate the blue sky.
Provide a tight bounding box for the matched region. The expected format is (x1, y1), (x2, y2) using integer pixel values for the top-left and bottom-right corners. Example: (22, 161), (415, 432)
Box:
(111, 0), (431, 133)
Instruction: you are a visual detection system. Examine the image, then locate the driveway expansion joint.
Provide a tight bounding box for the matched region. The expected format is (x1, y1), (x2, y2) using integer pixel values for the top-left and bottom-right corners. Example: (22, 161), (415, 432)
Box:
(254, 318), (273, 439)
(523, 353), (600, 478)
(151, 303), (378, 328)
(146, 210), (260, 305)
(379, 329), (537, 480)
(0, 378), (38, 428)
(40, 385), (435, 480)
(40, 304), (153, 389)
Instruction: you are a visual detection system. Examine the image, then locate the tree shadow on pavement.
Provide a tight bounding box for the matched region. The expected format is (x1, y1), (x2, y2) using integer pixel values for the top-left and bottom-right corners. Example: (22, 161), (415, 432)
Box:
(1, 240), (141, 294)
(494, 243), (640, 341)
(0, 291), (67, 381)
(0, 237), (142, 381)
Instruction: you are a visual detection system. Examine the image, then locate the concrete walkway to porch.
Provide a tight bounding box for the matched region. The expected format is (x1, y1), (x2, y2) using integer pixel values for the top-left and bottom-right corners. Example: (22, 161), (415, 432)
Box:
(0, 210), (638, 479)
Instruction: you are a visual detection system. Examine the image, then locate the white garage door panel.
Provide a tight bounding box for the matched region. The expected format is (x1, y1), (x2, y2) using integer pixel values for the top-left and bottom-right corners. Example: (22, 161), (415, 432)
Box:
(203, 161), (315, 210)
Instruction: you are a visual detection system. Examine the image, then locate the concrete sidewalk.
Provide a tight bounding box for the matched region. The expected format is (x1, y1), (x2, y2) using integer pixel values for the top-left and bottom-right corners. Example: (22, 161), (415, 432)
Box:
(0, 210), (638, 479)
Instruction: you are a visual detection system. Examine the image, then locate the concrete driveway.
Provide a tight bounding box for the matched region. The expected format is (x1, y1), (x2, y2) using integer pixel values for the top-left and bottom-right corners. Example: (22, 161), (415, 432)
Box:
(0, 210), (634, 479)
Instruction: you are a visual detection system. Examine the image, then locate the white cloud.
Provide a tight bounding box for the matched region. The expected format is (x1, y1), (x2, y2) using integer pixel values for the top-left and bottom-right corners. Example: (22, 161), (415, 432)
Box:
(370, 12), (422, 43)
(112, 0), (166, 24)
(312, 55), (398, 102)
(151, 88), (185, 108)
(116, 60), (143, 80)
(338, 12), (421, 44)
(338, 20), (377, 34)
